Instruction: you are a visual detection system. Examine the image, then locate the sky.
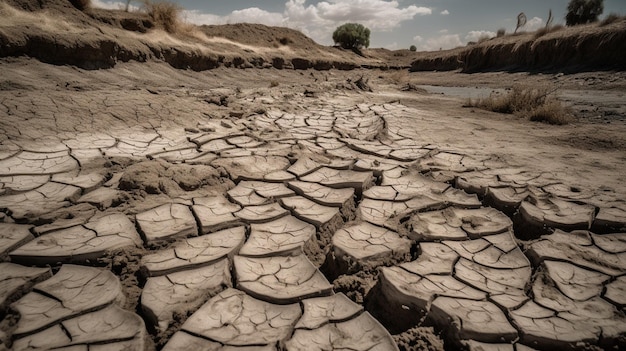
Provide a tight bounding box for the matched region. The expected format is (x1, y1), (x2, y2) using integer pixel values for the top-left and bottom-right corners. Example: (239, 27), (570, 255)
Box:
(93, 0), (626, 51)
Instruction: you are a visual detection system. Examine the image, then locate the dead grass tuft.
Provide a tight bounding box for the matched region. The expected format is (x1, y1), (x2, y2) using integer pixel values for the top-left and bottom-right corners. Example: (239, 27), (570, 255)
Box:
(534, 27), (550, 39)
(600, 13), (625, 26)
(143, 0), (181, 34)
(467, 84), (571, 125)
(534, 24), (564, 39)
(477, 35), (491, 43)
(527, 100), (571, 125)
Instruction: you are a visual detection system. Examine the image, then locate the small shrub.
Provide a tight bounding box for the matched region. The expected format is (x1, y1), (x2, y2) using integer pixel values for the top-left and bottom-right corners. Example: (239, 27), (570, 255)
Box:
(279, 37), (292, 45)
(600, 13), (623, 26)
(487, 85), (549, 113)
(528, 100), (571, 125)
(467, 84), (571, 124)
(497, 28), (506, 37)
(332, 23), (370, 50)
(69, 0), (90, 10)
(270, 81), (279, 88)
(144, 0), (181, 34)
(566, 0), (604, 26)
(409, 45), (417, 52)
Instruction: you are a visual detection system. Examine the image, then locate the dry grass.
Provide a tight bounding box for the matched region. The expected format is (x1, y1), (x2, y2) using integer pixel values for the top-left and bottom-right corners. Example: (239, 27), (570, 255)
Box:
(143, 0), (181, 34)
(600, 13), (625, 26)
(534, 24), (565, 39)
(141, 1), (204, 37)
(477, 35), (491, 43)
(527, 100), (571, 125)
(69, 0), (91, 11)
(533, 27), (550, 39)
(467, 85), (571, 125)
(388, 70), (409, 85)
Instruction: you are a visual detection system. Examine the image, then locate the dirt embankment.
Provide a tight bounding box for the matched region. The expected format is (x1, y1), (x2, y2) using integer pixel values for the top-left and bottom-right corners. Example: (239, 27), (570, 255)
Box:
(411, 19), (626, 72)
(2, 0), (625, 74)
(0, 0), (401, 71)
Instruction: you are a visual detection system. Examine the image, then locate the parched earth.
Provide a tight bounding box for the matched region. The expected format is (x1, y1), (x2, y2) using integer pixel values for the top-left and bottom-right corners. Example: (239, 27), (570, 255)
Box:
(1, 59), (626, 351)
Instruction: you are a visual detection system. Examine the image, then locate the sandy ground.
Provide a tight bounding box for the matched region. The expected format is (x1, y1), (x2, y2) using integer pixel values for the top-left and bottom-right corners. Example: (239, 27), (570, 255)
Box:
(1, 58), (626, 351)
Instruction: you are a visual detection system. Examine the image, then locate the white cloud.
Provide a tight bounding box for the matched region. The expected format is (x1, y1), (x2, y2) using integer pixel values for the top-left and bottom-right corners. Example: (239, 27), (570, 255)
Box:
(421, 34), (462, 51)
(91, 0), (139, 11)
(524, 16), (544, 31)
(438, 29), (448, 34)
(184, 8), (285, 27)
(314, 0), (431, 29)
(413, 35), (423, 42)
(91, 0), (121, 10)
(440, 10), (449, 15)
(230, 8), (285, 26)
(182, 10), (224, 25)
(465, 30), (496, 42)
(385, 42), (399, 50)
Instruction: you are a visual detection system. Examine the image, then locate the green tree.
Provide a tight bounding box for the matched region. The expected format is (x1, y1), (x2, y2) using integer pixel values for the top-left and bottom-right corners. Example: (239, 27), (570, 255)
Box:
(566, 0), (604, 26)
(332, 23), (370, 50)
(409, 45), (417, 51)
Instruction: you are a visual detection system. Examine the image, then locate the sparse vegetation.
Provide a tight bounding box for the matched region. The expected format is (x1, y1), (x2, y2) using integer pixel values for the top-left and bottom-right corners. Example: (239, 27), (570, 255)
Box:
(534, 24), (565, 39)
(600, 13), (623, 26)
(566, 0), (604, 26)
(527, 99), (571, 124)
(409, 45), (417, 52)
(515, 12), (527, 33)
(143, 0), (181, 34)
(69, 0), (90, 11)
(389, 70), (408, 85)
(332, 23), (370, 50)
(546, 9), (554, 28)
(552, 24), (565, 31)
(497, 28), (506, 37)
(535, 28), (548, 38)
(477, 35), (491, 43)
(466, 85), (571, 125)
(279, 37), (292, 45)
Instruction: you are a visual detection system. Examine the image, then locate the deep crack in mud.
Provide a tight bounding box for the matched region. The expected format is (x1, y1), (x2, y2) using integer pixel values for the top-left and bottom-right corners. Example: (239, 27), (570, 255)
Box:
(1, 63), (626, 351)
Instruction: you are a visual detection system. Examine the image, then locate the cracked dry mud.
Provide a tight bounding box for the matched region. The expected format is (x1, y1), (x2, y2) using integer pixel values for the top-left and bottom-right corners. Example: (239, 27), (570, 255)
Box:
(1, 65), (626, 351)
